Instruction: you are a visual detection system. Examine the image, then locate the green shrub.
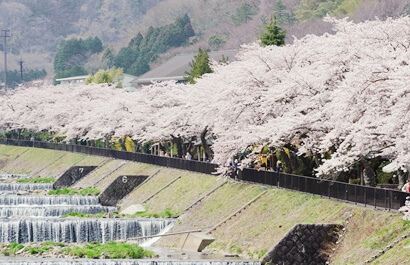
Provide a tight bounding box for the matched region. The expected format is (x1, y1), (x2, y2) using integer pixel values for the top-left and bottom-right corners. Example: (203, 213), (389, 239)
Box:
(48, 187), (100, 196)
(67, 242), (154, 259)
(18, 177), (55, 183)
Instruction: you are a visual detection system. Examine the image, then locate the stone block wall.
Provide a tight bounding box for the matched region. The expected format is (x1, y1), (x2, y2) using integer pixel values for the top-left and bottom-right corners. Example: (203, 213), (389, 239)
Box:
(261, 223), (342, 265)
(54, 166), (97, 189)
(99, 175), (148, 206)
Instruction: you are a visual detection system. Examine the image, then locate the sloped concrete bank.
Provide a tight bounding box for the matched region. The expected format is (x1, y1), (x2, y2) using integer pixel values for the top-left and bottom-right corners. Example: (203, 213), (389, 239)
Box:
(0, 145), (409, 264)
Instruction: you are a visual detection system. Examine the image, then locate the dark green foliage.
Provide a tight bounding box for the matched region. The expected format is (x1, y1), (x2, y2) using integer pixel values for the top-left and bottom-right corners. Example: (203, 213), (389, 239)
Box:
(275, 0), (297, 25)
(54, 66), (88, 80)
(231, 3), (256, 26)
(113, 14), (195, 76)
(295, 0), (361, 23)
(208, 34), (226, 48)
(260, 15), (286, 47)
(0, 69), (47, 89)
(185, 48), (213, 84)
(54, 36), (103, 79)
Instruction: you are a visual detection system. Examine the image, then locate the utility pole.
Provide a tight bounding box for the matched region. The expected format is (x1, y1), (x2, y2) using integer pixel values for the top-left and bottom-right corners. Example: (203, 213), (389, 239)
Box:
(18, 59), (23, 83)
(1, 30), (11, 92)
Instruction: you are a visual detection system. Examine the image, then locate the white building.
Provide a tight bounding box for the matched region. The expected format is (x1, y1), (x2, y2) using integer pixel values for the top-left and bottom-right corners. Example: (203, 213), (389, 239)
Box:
(56, 73), (138, 89)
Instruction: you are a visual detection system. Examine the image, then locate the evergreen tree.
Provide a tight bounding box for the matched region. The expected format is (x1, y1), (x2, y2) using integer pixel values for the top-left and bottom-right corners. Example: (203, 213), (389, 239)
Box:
(185, 48), (213, 84)
(231, 3), (256, 26)
(275, 0), (297, 25)
(260, 15), (286, 47)
(102, 48), (115, 69)
(113, 15), (195, 76)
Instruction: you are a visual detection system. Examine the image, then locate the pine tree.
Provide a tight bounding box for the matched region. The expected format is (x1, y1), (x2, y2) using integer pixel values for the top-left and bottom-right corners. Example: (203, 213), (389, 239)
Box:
(185, 48), (213, 84)
(260, 15), (286, 47)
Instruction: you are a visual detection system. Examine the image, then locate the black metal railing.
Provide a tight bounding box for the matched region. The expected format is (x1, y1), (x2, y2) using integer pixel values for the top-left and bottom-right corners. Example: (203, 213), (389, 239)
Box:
(0, 138), (407, 210)
(237, 168), (407, 210)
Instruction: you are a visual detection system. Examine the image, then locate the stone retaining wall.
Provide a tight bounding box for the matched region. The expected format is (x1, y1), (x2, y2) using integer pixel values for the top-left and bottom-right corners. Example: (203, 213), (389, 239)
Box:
(261, 223), (342, 265)
(99, 175), (148, 206)
(54, 166), (97, 189)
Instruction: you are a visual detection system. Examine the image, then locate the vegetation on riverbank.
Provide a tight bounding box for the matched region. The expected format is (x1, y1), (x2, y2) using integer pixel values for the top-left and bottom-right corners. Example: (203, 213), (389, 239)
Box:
(62, 211), (108, 218)
(48, 187), (100, 195)
(0, 241), (154, 259)
(18, 177), (55, 183)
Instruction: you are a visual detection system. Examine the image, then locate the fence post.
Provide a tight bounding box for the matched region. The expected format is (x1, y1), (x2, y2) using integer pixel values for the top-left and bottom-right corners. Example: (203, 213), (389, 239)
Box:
(345, 183), (348, 201)
(305, 177), (307, 193)
(290, 174), (293, 189)
(374, 188), (376, 208)
(297, 176), (300, 191)
(364, 187), (367, 207)
(328, 184), (330, 199)
(354, 185), (357, 205)
(385, 189), (388, 210)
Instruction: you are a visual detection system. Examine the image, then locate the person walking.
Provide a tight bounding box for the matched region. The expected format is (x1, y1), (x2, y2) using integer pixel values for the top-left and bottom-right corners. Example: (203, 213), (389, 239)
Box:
(276, 160), (283, 173)
(402, 179), (410, 192)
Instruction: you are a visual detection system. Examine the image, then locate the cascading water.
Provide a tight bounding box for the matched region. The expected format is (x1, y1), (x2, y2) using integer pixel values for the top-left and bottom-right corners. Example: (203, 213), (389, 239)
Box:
(0, 195), (101, 206)
(0, 183), (54, 191)
(0, 205), (118, 217)
(0, 174), (30, 179)
(0, 218), (175, 244)
(0, 259), (261, 265)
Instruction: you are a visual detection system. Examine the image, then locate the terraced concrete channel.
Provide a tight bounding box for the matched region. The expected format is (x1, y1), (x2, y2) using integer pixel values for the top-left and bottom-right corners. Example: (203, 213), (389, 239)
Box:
(0, 159), (260, 265)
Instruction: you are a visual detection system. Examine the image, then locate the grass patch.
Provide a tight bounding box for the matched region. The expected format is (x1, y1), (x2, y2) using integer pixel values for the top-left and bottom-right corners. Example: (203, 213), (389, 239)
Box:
(48, 187), (101, 196)
(28, 247), (49, 254)
(67, 242), (154, 259)
(9, 243), (24, 254)
(18, 177), (55, 183)
(63, 211), (107, 218)
(127, 207), (175, 218)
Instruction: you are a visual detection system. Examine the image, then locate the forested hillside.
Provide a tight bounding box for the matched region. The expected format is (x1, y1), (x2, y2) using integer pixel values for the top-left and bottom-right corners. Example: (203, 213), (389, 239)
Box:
(1, 0), (409, 77)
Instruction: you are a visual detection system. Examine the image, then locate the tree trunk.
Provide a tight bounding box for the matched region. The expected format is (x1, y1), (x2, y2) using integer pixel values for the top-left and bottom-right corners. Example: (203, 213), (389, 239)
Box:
(171, 135), (184, 158)
(131, 139), (140, 152)
(280, 150), (293, 173)
(361, 158), (376, 187)
(200, 126), (213, 160)
(118, 137), (127, 151)
(398, 169), (409, 188)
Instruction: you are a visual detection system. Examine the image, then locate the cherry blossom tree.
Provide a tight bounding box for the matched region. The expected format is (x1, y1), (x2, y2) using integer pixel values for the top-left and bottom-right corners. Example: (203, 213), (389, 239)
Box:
(1, 16), (410, 182)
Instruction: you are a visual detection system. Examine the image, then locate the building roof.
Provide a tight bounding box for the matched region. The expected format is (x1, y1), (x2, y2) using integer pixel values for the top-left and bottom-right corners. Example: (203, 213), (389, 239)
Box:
(134, 50), (238, 85)
(55, 75), (89, 82)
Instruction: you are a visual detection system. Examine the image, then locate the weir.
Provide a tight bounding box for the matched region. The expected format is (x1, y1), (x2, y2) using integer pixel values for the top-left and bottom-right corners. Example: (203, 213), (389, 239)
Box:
(0, 183), (54, 191)
(0, 218), (175, 243)
(0, 195), (101, 205)
(0, 174), (30, 179)
(1, 259), (261, 265)
(0, 205), (118, 217)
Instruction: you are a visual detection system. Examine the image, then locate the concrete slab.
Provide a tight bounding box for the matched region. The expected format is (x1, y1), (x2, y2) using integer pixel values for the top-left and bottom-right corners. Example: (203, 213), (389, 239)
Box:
(120, 204), (146, 215)
(180, 232), (215, 252)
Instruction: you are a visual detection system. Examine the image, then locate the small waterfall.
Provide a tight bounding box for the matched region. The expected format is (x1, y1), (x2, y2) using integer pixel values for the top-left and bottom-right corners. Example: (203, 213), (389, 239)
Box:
(0, 205), (118, 217)
(0, 195), (101, 206)
(0, 174), (30, 179)
(0, 259), (261, 265)
(0, 183), (54, 191)
(0, 218), (175, 243)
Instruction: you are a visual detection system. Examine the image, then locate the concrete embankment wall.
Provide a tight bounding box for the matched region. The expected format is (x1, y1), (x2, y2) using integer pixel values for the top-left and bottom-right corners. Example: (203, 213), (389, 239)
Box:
(0, 144), (408, 264)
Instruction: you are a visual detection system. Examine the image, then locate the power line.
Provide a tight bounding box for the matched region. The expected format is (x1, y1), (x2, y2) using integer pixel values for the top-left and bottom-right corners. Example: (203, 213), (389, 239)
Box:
(18, 59), (23, 84)
(1, 30), (11, 92)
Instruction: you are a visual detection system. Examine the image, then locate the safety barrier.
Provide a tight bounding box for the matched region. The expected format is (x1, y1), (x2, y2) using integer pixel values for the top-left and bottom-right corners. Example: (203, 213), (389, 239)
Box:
(0, 138), (407, 210)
